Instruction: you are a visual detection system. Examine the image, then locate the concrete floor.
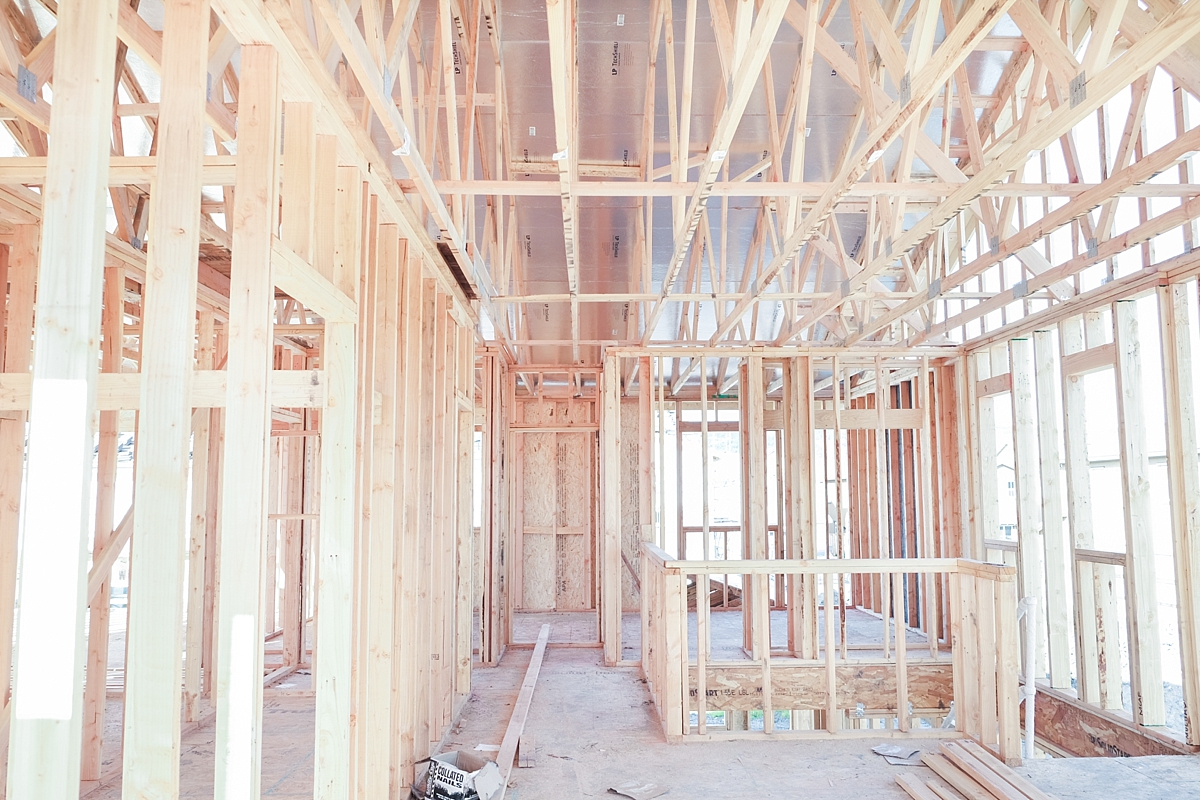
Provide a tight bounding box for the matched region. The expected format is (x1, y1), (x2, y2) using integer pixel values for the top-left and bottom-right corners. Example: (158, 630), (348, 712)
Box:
(82, 673), (317, 799)
(71, 612), (1200, 799)
(1015, 753), (1200, 800)
(446, 646), (922, 800)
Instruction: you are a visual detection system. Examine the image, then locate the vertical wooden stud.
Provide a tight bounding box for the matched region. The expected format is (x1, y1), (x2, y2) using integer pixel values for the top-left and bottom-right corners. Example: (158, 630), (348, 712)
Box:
(1159, 283), (1200, 745)
(601, 352), (623, 665)
(213, 44), (281, 800)
(1113, 300), (1166, 726)
(1009, 337), (1046, 681)
(6, 3), (117, 795)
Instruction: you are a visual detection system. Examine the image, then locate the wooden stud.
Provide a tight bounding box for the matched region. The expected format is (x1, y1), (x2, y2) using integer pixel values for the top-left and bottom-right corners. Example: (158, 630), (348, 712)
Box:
(1008, 337), (1046, 683)
(601, 352), (623, 664)
(315, 162), (362, 800)
(6, 3), (118, 795)
(184, 309), (216, 723)
(122, 1), (211, 792)
(83, 267), (123, 779)
(1032, 330), (1072, 688)
(0, 225), (37, 767)
(213, 43), (281, 800)
(1112, 300), (1166, 726)
(1158, 283), (1200, 745)
(360, 226), (401, 798)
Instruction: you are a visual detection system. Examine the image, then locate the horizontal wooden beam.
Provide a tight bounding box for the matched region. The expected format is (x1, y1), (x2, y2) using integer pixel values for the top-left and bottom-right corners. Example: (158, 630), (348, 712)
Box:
(813, 408), (924, 430)
(1060, 343), (1116, 376)
(1074, 548), (1127, 566)
(0, 370), (326, 411)
(272, 237), (357, 322)
(426, 178), (1200, 199)
(0, 156), (239, 185)
(975, 373), (1012, 398)
(642, 543), (1015, 580)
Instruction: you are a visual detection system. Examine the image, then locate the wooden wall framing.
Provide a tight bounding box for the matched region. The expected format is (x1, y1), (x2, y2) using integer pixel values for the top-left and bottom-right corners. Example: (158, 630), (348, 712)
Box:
(0, 19), (478, 797)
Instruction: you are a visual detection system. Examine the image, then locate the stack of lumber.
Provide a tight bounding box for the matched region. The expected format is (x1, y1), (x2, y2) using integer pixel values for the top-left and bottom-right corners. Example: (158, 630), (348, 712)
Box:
(685, 577), (742, 610)
(896, 740), (1057, 800)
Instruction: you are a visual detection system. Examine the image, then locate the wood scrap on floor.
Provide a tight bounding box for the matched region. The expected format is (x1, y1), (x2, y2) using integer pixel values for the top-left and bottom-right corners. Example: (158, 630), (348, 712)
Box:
(896, 740), (1059, 800)
(495, 623), (550, 799)
(517, 733), (535, 768)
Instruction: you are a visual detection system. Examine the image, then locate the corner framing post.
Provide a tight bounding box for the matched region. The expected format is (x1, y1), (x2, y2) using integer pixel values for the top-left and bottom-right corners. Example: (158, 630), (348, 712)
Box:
(5, 1), (117, 795)
(601, 351), (623, 665)
(123, 0), (211, 793)
(213, 44), (281, 800)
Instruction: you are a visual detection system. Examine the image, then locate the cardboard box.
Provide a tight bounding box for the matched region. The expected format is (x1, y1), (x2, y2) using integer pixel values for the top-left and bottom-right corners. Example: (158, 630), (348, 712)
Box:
(422, 750), (503, 800)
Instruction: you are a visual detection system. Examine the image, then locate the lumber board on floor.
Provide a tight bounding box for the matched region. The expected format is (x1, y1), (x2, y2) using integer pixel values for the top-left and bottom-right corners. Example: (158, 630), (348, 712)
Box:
(496, 623), (551, 795)
(921, 752), (992, 800)
(939, 742), (1024, 800)
(896, 772), (942, 800)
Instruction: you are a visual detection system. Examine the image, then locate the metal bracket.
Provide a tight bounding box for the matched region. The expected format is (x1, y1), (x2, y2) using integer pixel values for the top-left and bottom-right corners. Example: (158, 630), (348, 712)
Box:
(1070, 72), (1087, 108)
(17, 65), (36, 103)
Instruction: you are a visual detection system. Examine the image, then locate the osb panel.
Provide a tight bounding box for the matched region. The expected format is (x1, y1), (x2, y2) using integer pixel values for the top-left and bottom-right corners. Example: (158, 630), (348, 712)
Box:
(556, 433), (592, 529)
(557, 532), (591, 609)
(1027, 685), (1199, 757)
(565, 399), (594, 424)
(515, 399), (595, 426)
(522, 433), (556, 528)
(522, 532), (556, 610)
(620, 398), (642, 610)
(519, 400), (555, 425)
(521, 432), (557, 609)
(687, 663), (954, 712)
